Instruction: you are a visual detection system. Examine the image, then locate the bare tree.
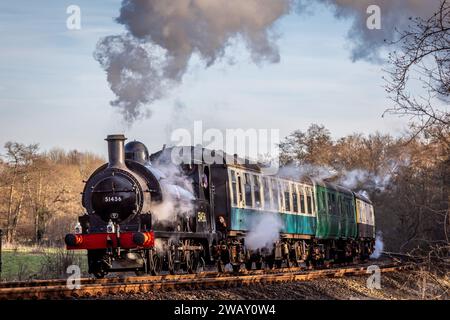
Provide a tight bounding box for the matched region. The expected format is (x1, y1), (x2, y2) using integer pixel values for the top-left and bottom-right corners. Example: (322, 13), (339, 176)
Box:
(384, 0), (450, 138)
(279, 124), (334, 166)
(1, 142), (39, 242)
(384, 0), (450, 257)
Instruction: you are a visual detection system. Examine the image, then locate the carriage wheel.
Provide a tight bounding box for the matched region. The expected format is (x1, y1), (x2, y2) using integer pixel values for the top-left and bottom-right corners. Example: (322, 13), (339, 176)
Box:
(275, 260), (283, 269)
(265, 257), (274, 270)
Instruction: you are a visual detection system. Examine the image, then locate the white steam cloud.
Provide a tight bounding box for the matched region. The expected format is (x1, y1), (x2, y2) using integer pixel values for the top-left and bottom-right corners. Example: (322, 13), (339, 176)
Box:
(95, 0), (292, 123)
(338, 169), (391, 193)
(278, 163), (337, 181)
(150, 161), (195, 223)
(370, 232), (384, 259)
(245, 214), (284, 250)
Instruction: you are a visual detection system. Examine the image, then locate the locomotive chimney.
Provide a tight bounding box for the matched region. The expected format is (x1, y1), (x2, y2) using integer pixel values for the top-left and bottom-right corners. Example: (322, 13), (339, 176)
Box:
(105, 134), (127, 169)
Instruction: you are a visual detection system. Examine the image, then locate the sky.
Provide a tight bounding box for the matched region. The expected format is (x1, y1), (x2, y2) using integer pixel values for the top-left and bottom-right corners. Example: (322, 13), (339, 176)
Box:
(0, 0), (409, 158)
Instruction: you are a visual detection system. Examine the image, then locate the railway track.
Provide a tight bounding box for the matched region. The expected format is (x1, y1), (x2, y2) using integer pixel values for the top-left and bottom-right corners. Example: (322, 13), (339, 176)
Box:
(0, 261), (414, 300)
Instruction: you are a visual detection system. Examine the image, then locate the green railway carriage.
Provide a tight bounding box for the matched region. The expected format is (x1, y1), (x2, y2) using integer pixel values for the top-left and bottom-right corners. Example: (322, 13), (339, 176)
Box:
(226, 167), (317, 237)
(314, 182), (357, 240)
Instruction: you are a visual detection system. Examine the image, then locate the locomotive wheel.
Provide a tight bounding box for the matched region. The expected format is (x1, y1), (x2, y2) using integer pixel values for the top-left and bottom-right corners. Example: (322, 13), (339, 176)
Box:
(189, 252), (205, 274)
(232, 264), (241, 273)
(245, 261), (253, 271)
(193, 257), (205, 273)
(185, 251), (194, 274)
(152, 254), (162, 275)
(255, 262), (263, 270)
(168, 251), (175, 275)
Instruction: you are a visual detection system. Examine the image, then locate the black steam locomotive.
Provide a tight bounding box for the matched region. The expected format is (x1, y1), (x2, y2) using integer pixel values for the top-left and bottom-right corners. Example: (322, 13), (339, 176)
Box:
(65, 135), (218, 277)
(65, 135), (375, 278)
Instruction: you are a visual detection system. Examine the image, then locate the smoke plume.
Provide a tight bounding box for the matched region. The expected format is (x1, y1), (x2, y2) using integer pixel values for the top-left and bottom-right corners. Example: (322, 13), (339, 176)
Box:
(95, 0), (292, 123)
(245, 214), (284, 250)
(95, 0), (444, 122)
(299, 0), (442, 61)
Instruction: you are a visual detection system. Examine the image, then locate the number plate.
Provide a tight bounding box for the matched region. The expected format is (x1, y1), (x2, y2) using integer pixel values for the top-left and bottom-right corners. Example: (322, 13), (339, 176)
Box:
(104, 196), (122, 203)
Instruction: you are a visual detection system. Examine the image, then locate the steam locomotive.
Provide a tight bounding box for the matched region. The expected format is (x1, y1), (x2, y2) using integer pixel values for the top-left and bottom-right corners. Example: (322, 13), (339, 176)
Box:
(65, 135), (375, 278)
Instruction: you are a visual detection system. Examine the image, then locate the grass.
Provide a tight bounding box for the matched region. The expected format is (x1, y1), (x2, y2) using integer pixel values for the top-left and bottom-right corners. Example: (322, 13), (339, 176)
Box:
(0, 246), (88, 282)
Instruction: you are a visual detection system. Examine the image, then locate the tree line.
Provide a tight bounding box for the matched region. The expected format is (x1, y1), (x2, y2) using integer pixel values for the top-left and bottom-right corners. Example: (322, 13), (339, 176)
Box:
(0, 145), (103, 245)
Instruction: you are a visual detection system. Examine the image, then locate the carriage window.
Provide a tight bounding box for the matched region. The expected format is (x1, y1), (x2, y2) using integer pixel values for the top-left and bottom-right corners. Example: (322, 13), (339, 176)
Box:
(244, 173), (253, 207)
(328, 193), (334, 214)
(230, 170), (238, 206)
(263, 177), (271, 210)
(312, 193), (316, 213)
(237, 174), (243, 205)
(284, 183), (291, 212)
(300, 190), (306, 213)
(254, 175), (262, 208)
(271, 179), (279, 210)
(306, 195), (313, 214)
(292, 185), (299, 213)
(322, 191), (326, 209)
(343, 200), (348, 216)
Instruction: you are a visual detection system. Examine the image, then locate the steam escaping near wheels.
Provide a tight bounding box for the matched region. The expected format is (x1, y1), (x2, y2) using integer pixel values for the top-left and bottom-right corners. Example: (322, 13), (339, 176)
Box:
(370, 232), (384, 259)
(245, 214), (284, 251)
